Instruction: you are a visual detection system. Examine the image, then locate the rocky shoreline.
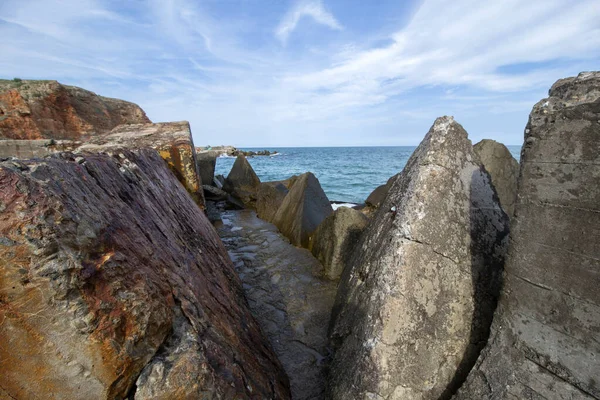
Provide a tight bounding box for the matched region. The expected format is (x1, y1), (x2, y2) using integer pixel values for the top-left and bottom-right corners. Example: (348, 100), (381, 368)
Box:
(1, 72), (598, 399)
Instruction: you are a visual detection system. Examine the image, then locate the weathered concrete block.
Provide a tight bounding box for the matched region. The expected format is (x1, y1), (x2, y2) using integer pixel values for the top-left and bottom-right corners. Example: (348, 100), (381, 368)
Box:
(473, 139), (519, 218)
(455, 71), (600, 400)
(223, 155), (261, 208)
(273, 172), (333, 248)
(309, 206), (368, 280)
(328, 117), (509, 400)
(256, 181), (289, 223)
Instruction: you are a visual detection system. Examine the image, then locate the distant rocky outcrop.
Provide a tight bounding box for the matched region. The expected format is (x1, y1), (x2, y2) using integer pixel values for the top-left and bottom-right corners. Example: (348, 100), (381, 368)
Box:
(197, 145), (278, 158)
(328, 117), (509, 400)
(256, 181), (289, 223)
(309, 207), (368, 280)
(223, 155), (261, 207)
(473, 139), (519, 218)
(0, 149), (290, 399)
(0, 79), (150, 140)
(273, 172), (333, 248)
(455, 72), (600, 399)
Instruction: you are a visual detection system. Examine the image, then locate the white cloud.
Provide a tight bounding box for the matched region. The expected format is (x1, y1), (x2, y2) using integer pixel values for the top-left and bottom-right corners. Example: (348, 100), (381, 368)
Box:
(0, 0), (599, 146)
(275, 0), (342, 44)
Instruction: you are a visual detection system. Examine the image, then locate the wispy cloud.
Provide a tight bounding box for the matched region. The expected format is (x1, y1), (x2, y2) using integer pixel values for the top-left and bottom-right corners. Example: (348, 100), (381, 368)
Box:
(0, 0), (598, 146)
(275, 0), (343, 44)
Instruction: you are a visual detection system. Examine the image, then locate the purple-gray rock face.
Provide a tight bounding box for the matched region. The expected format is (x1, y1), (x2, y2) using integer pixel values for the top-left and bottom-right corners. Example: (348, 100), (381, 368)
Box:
(473, 139), (519, 218)
(454, 72), (600, 399)
(0, 149), (290, 399)
(272, 172), (333, 248)
(328, 117), (509, 400)
(224, 155), (261, 207)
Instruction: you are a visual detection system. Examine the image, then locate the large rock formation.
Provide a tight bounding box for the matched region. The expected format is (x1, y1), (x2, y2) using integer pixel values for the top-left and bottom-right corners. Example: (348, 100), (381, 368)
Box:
(328, 117), (509, 400)
(0, 122), (206, 209)
(224, 155), (261, 207)
(77, 122), (205, 208)
(272, 172), (333, 248)
(473, 139), (519, 218)
(455, 72), (600, 399)
(256, 181), (289, 223)
(309, 206), (368, 280)
(0, 79), (149, 140)
(0, 149), (290, 399)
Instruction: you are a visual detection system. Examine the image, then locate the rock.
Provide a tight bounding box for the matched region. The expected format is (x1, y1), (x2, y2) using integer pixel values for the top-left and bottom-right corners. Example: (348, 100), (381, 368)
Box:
(0, 79), (150, 140)
(196, 151), (218, 187)
(0, 149), (290, 399)
(473, 139), (519, 218)
(273, 172), (333, 248)
(256, 181), (289, 223)
(328, 116), (509, 400)
(455, 72), (600, 399)
(309, 207), (368, 280)
(282, 174), (300, 189)
(203, 184), (228, 201)
(223, 155), (261, 207)
(214, 174), (225, 188)
(365, 175), (396, 209)
(0, 122), (205, 210)
(77, 122), (205, 209)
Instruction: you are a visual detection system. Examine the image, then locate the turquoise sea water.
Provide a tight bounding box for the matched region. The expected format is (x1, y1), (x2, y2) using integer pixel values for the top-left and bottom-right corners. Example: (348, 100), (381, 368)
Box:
(215, 146), (522, 204)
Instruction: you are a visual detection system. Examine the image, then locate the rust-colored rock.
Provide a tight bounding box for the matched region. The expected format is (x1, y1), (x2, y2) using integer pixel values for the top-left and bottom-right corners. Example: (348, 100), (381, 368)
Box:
(0, 80), (150, 140)
(0, 150), (290, 399)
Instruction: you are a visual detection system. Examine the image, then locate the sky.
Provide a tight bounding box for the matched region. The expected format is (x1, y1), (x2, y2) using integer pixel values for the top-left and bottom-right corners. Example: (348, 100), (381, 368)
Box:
(1, 0), (599, 147)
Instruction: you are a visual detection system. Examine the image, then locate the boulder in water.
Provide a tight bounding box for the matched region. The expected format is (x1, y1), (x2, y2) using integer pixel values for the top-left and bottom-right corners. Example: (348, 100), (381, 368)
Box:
(273, 172), (333, 248)
(328, 116), (509, 400)
(256, 181), (289, 223)
(0, 149), (290, 399)
(473, 139), (519, 218)
(455, 71), (600, 399)
(223, 155), (261, 207)
(309, 206), (368, 280)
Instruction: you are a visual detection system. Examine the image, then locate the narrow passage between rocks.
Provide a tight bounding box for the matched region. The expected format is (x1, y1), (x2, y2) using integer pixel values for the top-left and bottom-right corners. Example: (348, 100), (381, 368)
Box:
(216, 210), (338, 400)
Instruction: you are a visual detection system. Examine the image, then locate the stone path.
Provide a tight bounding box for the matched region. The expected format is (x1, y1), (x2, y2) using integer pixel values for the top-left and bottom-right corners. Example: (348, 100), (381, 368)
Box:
(216, 210), (338, 400)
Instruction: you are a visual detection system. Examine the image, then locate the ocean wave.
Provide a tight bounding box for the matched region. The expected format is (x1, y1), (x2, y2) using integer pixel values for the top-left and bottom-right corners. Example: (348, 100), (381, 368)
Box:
(331, 203), (359, 210)
(218, 154), (235, 158)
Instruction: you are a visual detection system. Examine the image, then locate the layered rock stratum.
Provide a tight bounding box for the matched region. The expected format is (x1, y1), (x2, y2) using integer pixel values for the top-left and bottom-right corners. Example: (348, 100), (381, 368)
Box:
(0, 149), (289, 399)
(0, 79), (150, 140)
(328, 117), (509, 399)
(455, 72), (600, 399)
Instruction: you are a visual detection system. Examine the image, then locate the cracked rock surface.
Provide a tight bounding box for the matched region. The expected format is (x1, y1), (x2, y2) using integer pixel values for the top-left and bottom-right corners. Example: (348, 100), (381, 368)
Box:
(454, 72), (600, 399)
(328, 116), (509, 400)
(217, 209), (338, 400)
(0, 149), (289, 399)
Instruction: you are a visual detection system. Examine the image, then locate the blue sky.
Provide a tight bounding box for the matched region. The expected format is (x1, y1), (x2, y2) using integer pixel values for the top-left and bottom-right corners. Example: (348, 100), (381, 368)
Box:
(1, 0), (599, 147)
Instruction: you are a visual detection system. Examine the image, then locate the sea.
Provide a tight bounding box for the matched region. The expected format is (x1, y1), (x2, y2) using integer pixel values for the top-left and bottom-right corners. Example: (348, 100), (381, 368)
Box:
(215, 146), (522, 204)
